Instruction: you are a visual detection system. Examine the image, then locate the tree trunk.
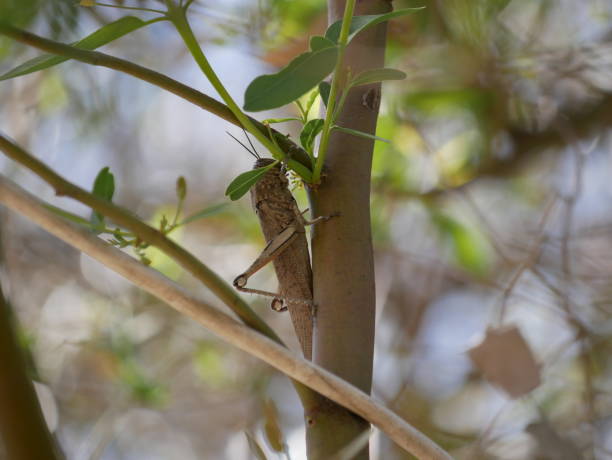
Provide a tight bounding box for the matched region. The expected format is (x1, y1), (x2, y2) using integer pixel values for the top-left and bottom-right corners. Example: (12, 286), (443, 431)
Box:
(306, 1), (391, 458)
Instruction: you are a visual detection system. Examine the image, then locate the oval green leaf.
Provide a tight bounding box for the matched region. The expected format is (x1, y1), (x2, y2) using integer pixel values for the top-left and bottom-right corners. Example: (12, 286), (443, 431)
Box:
(0, 16), (153, 81)
(90, 166), (115, 231)
(300, 118), (324, 155)
(225, 162), (277, 201)
(325, 8), (424, 44)
(309, 35), (336, 51)
(92, 166), (115, 201)
(243, 46), (338, 112)
(350, 68), (406, 88)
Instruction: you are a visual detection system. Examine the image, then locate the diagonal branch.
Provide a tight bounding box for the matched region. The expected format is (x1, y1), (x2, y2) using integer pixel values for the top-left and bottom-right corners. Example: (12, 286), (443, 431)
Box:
(0, 133), (277, 343)
(0, 23), (311, 168)
(0, 175), (452, 460)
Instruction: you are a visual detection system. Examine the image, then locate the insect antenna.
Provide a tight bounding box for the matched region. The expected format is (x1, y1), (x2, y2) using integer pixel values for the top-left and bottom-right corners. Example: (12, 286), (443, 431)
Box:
(243, 129), (260, 159)
(226, 131), (260, 160)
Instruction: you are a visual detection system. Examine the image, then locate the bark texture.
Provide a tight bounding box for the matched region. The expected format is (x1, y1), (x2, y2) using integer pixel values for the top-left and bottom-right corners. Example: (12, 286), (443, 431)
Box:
(306, 0), (391, 458)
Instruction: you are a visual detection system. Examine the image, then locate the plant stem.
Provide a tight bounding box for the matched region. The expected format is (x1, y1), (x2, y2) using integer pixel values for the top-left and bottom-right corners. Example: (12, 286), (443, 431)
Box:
(0, 133), (278, 345)
(0, 175), (453, 460)
(169, 7), (285, 161)
(0, 24), (312, 168)
(312, 0), (356, 183)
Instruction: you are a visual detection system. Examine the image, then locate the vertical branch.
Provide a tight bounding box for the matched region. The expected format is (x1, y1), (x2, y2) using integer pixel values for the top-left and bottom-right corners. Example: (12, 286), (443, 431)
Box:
(307, 1), (391, 458)
(0, 280), (63, 459)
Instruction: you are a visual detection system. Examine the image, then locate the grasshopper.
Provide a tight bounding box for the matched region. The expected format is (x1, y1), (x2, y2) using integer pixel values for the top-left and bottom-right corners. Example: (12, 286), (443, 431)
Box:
(231, 135), (333, 360)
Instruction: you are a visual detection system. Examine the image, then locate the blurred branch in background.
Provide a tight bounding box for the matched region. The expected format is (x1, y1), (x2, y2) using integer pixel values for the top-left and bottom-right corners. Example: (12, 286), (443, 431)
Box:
(0, 277), (63, 460)
(1, 0), (612, 458)
(0, 175), (452, 460)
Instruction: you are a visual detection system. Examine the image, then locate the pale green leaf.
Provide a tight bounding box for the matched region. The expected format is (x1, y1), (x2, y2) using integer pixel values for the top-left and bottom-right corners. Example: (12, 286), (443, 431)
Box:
(300, 118), (324, 155)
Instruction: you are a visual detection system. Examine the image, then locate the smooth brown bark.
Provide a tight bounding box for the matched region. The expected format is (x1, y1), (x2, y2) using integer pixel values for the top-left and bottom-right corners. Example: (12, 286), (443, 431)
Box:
(307, 1), (391, 458)
(0, 284), (63, 459)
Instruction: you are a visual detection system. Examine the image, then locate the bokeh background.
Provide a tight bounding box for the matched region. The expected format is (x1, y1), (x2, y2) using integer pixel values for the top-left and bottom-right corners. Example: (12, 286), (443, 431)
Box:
(1, 0), (612, 458)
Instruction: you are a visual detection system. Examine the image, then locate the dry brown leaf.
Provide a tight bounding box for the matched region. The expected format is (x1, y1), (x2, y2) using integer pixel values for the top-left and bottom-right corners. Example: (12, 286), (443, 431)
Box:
(469, 325), (541, 398)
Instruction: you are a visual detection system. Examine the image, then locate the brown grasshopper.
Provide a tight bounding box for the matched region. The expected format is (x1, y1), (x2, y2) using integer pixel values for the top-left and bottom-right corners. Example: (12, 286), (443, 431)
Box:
(231, 136), (333, 360)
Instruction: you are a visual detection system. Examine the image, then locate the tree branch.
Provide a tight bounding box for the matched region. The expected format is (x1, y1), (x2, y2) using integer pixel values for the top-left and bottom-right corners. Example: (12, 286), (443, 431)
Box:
(0, 176), (452, 460)
(0, 132), (278, 341)
(0, 285), (63, 460)
(0, 23), (311, 168)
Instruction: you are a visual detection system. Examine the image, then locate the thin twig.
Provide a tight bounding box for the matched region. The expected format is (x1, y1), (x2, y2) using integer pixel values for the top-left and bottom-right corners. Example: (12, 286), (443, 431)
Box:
(0, 23), (311, 168)
(0, 176), (452, 460)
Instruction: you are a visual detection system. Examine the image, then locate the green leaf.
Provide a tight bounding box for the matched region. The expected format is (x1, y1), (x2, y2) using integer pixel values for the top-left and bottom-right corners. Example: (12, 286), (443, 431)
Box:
(225, 162), (277, 201)
(180, 203), (228, 225)
(92, 167), (115, 202)
(432, 213), (490, 275)
(318, 81), (331, 107)
(309, 35), (336, 51)
(287, 159), (313, 183)
(350, 68), (406, 88)
(325, 8), (424, 44)
(0, 17), (151, 81)
(303, 87), (320, 118)
(332, 125), (390, 143)
(300, 118), (324, 155)
(176, 176), (187, 200)
(90, 166), (115, 231)
(244, 46), (338, 112)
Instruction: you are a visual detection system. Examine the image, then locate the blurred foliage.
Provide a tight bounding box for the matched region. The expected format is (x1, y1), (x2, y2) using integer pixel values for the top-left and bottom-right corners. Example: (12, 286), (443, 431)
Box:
(1, 0), (612, 459)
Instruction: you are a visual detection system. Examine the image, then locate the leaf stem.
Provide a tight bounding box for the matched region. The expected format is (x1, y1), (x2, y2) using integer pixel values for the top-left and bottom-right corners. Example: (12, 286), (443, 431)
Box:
(312, 0), (356, 184)
(168, 7), (286, 162)
(0, 24), (312, 169)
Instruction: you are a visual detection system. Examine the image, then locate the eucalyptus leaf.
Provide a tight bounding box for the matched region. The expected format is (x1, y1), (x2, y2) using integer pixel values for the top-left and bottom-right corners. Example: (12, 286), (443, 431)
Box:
(309, 35), (336, 51)
(350, 68), (406, 88)
(332, 125), (390, 143)
(180, 203), (228, 225)
(244, 46), (338, 112)
(318, 81), (331, 107)
(325, 8), (424, 44)
(225, 162), (277, 201)
(0, 17), (153, 81)
(300, 118), (324, 155)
